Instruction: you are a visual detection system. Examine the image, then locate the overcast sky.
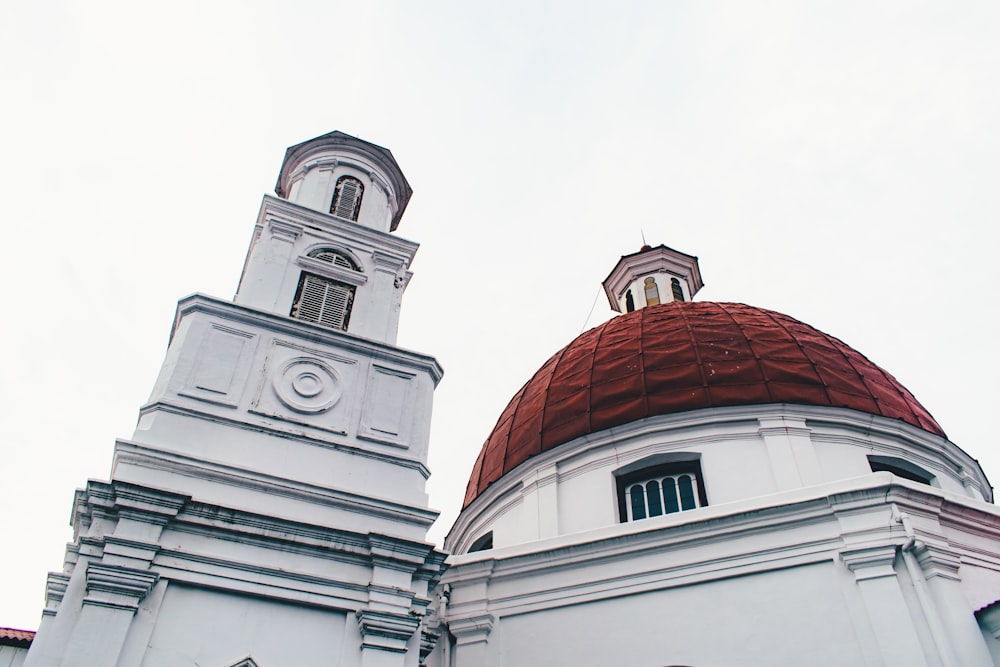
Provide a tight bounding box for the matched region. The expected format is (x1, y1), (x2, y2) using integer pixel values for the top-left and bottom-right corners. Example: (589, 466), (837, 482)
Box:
(1, 1), (998, 630)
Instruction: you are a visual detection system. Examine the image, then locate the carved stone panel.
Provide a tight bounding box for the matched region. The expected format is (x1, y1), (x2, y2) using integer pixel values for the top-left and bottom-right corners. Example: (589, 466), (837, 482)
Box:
(359, 365), (415, 448)
(250, 339), (357, 435)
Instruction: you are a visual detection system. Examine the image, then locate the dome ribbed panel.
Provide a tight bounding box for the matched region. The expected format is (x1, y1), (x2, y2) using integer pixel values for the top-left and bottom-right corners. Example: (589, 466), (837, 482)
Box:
(462, 302), (945, 508)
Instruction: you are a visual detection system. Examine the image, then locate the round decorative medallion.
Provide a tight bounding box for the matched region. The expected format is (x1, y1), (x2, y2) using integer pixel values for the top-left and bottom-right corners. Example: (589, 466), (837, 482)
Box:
(273, 357), (342, 413)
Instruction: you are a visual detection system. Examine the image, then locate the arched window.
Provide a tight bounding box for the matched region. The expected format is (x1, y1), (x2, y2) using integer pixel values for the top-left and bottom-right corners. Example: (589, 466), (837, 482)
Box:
(644, 277), (660, 306)
(617, 461), (707, 523)
(625, 289), (635, 312)
(308, 248), (359, 270)
(290, 248), (360, 331)
(330, 175), (364, 221)
(671, 277), (685, 302)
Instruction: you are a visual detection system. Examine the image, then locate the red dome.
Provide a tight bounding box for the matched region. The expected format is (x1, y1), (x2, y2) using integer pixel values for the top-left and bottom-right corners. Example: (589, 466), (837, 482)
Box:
(463, 302), (944, 508)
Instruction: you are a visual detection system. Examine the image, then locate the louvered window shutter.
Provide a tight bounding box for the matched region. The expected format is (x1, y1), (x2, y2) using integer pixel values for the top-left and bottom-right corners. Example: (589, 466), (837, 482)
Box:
(671, 277), (685, 302)
(331, 176), (364, 221)
(291, 273), (355, 331)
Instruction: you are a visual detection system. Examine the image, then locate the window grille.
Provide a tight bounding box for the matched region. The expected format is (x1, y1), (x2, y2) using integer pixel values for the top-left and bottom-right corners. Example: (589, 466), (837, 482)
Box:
(309, 248), (358, 270)
(617, 462), (707, 522)
(671, 277), (685, 302)
(644, 277), (660, 306)
(290, 272), (355, 331)
(330, 176), (364, 221)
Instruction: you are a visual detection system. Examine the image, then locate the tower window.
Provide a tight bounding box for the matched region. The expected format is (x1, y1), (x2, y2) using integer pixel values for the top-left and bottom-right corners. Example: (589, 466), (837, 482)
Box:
(644, 277), (660, 306)
(330, 175), (364, 221)
(617, 462), (707, 522)
(625, 289), (635, 312)
(671, 277), (685, 302)
(290, 273), (355, 331)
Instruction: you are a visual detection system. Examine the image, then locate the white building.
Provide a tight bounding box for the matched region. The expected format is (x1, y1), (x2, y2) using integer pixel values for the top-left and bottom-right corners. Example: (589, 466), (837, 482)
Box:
(13, 131), (1000, 667)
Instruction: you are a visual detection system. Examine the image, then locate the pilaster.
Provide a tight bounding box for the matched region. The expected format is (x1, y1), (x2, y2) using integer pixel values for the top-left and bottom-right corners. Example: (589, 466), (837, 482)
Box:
(448, 613), (495, 666)
(840, 545), (930, 667)
(911, 542), (994, 667)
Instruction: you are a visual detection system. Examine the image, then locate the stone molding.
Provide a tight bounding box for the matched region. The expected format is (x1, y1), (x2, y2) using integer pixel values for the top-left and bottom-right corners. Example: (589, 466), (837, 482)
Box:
(167, 294), (442, 384)
(256, 196), (417, 259)
(448, 613), (495, 647)
(356, 609), (421, 653)
(445, 478), (999, 622)
(912, 542), (962, 581)
(295, 254), (369, 286)
(267, 218), (301, 243)
(84, 563), (158, 611)
(840, 544), (899, 581)
(113, 440), (438, 529)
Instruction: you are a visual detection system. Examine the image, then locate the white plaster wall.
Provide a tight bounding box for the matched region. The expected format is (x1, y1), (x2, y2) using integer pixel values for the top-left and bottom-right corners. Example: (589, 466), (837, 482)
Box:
(495, 563), (864, 666)
(449, 405), (990, 554)
(135, 585), (350, 667)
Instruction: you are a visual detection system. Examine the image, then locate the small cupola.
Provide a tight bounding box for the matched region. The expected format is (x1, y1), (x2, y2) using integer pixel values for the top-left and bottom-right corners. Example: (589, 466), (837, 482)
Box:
(602, 244), (703, 313)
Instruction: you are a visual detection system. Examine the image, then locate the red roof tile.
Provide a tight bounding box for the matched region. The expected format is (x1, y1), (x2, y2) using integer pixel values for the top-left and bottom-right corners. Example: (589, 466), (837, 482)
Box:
(463, 302), (944, 508)
(0, 627), (35, 646)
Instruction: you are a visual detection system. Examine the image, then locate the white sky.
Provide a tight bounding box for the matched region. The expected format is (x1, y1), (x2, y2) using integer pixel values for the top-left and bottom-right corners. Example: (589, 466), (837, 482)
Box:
(1, 1), (998, 631)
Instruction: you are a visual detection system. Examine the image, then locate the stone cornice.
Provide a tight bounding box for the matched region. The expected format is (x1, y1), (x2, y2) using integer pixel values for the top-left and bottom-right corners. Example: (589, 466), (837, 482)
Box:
(444, 476), (1000, 619)
(127, 403), (433, 480)
(295, 255), (369, 286)
(840, 544), (899, 581)
(447, 613), (494, 645)
(257, 195), (417, 256)
(84, 563), (158, 611)
(168, 293), (442, 385)
(356, 609), (420, 653)
(114, 440), (438, 529)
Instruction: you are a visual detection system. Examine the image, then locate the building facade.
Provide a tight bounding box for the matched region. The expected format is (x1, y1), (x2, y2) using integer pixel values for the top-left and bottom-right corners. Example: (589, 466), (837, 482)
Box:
(16, 132), (1000, 666)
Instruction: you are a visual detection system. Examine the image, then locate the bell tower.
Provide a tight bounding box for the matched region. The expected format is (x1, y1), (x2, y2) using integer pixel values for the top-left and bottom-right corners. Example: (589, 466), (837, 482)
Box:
(25, 132), (446, 667)
(235, 131), (416, 344)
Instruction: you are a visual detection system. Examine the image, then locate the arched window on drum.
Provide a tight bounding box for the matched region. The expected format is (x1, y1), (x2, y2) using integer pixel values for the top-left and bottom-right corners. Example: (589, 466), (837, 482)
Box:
(616, 461), (707, 523)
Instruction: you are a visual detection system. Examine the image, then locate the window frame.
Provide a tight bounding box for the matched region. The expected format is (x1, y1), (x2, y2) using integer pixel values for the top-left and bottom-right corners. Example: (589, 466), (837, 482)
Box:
(615, 460), (708, 523)
(330, 175), (365, 221)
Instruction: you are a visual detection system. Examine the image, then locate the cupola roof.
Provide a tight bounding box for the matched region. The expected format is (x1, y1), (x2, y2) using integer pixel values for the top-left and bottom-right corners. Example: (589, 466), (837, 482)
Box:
(463, 301), (944, 508)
